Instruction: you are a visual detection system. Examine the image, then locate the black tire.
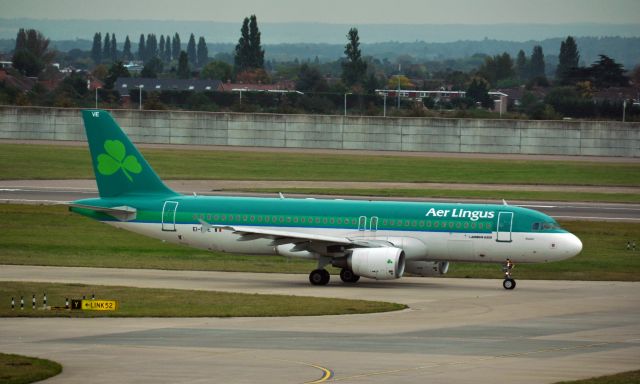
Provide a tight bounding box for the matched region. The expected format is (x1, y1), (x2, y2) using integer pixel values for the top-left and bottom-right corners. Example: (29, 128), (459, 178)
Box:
(503, 278), (516, 290)
(340, 268), (360, 283)
(309, 269), (330, 286)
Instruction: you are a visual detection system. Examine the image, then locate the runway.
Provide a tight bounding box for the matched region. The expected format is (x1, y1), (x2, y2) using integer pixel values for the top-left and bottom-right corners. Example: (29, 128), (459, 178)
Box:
(1, 265), (639, 383)
(1, 180), (639, 222)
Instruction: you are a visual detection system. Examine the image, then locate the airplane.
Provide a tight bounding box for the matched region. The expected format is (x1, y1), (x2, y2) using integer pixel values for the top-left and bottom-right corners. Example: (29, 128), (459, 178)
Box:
(69, 110), (583, 290)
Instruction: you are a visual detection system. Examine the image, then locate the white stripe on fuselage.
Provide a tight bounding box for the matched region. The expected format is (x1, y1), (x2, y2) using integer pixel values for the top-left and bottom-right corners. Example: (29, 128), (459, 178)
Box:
(105, 220), (576, 264)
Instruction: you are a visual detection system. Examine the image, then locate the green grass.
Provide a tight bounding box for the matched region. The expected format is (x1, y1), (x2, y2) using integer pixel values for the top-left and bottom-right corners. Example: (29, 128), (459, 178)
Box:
(0, 143), (638, 186)
(1, 204), (639, 281)
(0, 353), (62, 384)
(555, 370), (640, 384)
(244, 188), (640, 204)
(0, 281), (405, 317)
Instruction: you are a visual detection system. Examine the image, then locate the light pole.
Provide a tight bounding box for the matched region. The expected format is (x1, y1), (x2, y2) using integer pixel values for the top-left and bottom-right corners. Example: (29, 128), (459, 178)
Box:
(138, 85), (143, 110)
(383, 93), (387, 117)
(396, 64), (401, 110)
(344, 92), (352, 116)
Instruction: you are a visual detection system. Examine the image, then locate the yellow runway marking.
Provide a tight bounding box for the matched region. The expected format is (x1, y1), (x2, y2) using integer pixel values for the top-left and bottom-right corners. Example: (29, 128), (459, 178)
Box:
(269, 358), (333, 383)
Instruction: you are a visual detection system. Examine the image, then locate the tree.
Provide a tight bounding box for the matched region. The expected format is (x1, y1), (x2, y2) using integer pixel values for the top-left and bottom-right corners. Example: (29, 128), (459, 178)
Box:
(466, 77), (493, 108)
(164, 35), (172, 61)
(186, 33), (196, 66)
(91, 32), (102, 64)
(12, 29), (54, 77)
(589, 55), (628, 87)
(15, 28), (27, 51)
(110, 33), (117, 62)
(530, 45), (546, 80)
(386, 75), (413, 89)
(122, 36), (133, 61)
(631, 65), (640, 87)
(341, 27), (367, 87)
(234, 15), (264, 72)
(248, 15), (264, 69)
(516, 50), (527, 80)
(201, 61), (233, 81)
(141, 57), (163, 78)
(146, 34), (158, 62)
(556, 36), (580, 84)
(295, 64), (328, 92)
(159, 35), (165, 61)
(478, 52), (514, 86)
(172, 33), (181, 62)
(197, 36), (208, 68)
(137, 34), (146, 62)
(104, 61), (130, 89)
(102, 33), (111, 62)
(177, 51), (190, 79)
(234, 17), (251, 72)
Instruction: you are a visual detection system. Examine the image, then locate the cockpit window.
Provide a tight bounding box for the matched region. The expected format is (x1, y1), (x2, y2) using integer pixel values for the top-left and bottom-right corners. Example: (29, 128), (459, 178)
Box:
(533, 222), (561, 231)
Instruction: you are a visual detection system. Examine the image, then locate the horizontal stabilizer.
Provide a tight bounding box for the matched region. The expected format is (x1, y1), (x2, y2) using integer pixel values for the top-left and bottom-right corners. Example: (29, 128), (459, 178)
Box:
(68, 203), (137, 221)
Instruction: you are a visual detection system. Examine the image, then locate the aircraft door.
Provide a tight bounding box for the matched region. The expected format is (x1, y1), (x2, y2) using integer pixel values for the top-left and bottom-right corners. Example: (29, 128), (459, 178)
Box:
(496, 212), (513, 242)
(162, 201), (179, 231)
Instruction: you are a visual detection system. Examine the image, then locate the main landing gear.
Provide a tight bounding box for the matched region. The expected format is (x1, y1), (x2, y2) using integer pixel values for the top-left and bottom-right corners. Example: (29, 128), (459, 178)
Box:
(309, 269), (330, 286)
(502, 258), (516, 290)
(339, 268), (360, 283)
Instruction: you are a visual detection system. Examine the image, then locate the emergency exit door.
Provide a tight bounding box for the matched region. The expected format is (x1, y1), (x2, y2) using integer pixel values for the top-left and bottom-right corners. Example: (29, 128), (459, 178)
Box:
(162, 201), (179, 231)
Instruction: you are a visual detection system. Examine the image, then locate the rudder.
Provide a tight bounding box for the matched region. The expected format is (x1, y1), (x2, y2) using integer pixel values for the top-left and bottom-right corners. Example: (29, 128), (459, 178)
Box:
(81, 110), (177, 198)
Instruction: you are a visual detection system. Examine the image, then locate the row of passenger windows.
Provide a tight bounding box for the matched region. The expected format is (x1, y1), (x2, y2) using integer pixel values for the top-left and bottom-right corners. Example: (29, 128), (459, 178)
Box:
(190, 213), (492, 230)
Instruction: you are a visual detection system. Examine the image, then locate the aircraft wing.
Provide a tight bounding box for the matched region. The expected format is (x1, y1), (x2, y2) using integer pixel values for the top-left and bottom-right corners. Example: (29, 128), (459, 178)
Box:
(199, 220), (390, 248)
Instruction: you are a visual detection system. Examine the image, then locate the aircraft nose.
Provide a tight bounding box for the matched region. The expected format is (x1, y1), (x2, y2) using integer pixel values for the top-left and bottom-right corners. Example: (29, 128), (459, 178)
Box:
(564, 233), (583, 258)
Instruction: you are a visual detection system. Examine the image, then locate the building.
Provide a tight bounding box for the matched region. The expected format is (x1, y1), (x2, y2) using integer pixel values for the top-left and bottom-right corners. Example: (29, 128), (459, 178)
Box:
(114, 78), (224, 96)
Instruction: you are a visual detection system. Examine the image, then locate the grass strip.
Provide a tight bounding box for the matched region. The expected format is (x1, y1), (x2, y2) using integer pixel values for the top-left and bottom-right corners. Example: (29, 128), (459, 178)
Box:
(554, 370), (640, 384)
(0, 353), (62, 384)
(0, 281), (405, 317)
(0, 143), (638, 186)
(241, 188), (640, 204)
(1, 204), (639, 281)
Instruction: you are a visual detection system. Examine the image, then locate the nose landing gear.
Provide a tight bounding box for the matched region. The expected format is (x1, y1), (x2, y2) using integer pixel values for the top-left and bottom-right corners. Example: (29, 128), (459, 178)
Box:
(502, 259), (516, 290)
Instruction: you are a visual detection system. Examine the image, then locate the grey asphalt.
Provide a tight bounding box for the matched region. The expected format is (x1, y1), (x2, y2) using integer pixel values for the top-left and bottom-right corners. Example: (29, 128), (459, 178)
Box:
(1, 180), (639, 222)
(1, 266), (639, 383)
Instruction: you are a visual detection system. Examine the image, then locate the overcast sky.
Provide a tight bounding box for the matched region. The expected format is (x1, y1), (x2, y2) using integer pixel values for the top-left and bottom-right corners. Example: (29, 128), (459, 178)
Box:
(2, 0), (639, 24)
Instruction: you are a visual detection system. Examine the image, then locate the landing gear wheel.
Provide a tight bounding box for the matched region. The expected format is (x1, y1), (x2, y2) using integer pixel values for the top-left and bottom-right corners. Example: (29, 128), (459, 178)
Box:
(309, 269), (330, 286)
(503, 278), (516, 290)
(340, 268), (360, 283)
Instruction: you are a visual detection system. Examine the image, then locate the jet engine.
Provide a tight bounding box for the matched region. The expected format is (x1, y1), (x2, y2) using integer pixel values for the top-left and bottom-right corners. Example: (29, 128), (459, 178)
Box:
(405, 261), (450, 277)
(333, 247), (405, 280)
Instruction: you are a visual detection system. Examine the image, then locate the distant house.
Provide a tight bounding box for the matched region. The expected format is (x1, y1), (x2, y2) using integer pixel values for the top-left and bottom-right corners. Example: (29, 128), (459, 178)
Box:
(219, 81), (297, 93)
(114, 78), (224, 96)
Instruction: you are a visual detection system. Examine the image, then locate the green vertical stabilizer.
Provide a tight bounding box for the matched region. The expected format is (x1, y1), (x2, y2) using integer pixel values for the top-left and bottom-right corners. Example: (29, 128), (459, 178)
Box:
(81, 110), (178, 198)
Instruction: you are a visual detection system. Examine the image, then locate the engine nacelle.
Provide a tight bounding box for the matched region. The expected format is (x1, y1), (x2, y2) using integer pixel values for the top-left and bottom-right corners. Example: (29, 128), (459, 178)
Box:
(347, 247), (406, 280)
(405, 261), (450, 277)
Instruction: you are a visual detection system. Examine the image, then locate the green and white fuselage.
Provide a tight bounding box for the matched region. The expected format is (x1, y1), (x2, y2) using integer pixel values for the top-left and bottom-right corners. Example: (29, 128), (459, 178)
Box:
(70, 110), (582, 288)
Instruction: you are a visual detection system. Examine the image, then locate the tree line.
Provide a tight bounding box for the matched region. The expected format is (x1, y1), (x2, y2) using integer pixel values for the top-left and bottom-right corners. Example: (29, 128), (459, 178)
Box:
(3, 19), (639, 121)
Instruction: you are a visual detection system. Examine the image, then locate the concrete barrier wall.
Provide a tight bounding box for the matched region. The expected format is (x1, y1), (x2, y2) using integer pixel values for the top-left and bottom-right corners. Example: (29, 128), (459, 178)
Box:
(0, 106), (638, 157)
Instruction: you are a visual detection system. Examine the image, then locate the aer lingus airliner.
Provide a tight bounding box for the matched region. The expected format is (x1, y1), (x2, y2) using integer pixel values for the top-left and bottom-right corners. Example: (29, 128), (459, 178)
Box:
(69, 110), (582, 289)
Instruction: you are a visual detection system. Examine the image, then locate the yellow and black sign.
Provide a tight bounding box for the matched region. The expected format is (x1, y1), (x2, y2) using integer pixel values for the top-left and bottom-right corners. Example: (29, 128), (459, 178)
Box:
(80, 300), (118, 311)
